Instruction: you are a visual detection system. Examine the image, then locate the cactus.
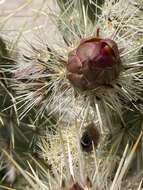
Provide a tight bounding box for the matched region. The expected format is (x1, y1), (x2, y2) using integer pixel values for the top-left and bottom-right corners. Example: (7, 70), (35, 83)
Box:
(0, 0), (143, 189)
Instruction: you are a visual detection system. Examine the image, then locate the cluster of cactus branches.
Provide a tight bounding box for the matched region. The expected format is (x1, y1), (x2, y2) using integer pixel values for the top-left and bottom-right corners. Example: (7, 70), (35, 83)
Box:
(0, 0), (143, 189)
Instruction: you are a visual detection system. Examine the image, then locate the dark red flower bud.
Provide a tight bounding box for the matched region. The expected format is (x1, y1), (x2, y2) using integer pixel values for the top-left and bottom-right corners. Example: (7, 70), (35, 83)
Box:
(69, 182), (84, 190)
(66, 37), (121, 90)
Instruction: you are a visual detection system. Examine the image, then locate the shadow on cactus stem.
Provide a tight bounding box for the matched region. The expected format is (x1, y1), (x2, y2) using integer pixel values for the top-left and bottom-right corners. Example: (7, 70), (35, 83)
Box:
(57, 0), (105, 23)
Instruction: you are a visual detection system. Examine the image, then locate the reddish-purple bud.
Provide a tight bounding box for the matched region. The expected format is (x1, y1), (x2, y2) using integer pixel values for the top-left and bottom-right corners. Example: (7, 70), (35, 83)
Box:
(66, 37), (121, 90)
(69, 182), (84, 190)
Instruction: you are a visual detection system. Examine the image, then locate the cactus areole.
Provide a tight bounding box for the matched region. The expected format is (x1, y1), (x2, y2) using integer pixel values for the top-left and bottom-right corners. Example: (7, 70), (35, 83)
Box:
(66, 37), (121, 90)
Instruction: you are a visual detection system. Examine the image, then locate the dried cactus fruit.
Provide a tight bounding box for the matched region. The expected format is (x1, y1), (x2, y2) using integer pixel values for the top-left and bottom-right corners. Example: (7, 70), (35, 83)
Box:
(80, 123), (100, 152)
